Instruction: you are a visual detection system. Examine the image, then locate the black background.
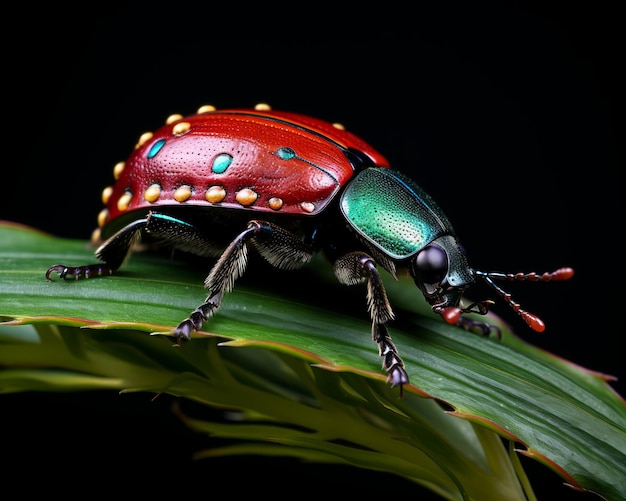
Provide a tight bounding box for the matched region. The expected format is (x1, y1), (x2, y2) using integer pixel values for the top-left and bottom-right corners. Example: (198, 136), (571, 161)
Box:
(2, 3), (623, 499)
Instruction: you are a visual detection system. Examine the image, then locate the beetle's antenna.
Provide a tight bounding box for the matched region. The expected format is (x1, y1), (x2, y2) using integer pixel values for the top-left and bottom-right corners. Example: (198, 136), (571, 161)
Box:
(472, 267), (574, 332)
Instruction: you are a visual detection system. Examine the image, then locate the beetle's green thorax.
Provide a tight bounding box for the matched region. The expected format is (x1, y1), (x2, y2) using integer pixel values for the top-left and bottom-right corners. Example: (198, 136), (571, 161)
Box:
(340, 168), (454, 260)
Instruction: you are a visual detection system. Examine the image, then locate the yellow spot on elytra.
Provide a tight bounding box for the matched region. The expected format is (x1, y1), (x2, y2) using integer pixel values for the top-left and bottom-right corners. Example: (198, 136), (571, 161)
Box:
(236, 188), (258, 206)
(172, 121), (191, 135)
(144, 184), (161, 203)
(101, 186), (113, 204)
(91, 227), (101, 244)
(268, 197), (283, 210)
(97, 209), (109, 228)
(332, 122), (345, 130)
(300, 202), (315, 213)
(174, 185), (192, 202)
(117, 192), (132, 212)
(113, 161), (125, 180)
(197, 105), (216, 114)
(255, 103), (271, 111)
(135, 132), (153, 149)
(206, 186), (226, 203)
(166, 113), (183, 124)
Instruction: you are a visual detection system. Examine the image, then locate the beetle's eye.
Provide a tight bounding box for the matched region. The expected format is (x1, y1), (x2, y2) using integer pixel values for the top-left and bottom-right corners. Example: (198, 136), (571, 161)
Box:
(414, 244), (448, 284)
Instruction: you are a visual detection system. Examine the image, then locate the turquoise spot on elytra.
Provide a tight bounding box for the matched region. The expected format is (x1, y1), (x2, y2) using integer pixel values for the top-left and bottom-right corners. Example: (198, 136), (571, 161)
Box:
(147, 139), (166, 159)
(277, 147), (296, 160)
(212, 153), (233, 173)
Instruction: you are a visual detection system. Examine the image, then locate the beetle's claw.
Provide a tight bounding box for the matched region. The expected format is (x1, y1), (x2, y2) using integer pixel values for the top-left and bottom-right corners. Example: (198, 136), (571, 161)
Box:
(173, 307), (211, 345)
(387, 366), (410, 396)
(46, 265), (70, 280)
(173, 319), (195, 345)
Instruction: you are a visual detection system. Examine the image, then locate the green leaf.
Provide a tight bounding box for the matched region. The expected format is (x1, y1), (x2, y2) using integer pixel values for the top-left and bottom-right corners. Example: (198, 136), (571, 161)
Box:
(1, 220), (625, 500)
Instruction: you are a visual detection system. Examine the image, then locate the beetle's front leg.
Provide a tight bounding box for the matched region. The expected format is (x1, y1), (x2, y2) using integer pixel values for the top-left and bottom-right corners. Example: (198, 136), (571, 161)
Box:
(454, 300), (502, 339)
(333, 252), (409, 394)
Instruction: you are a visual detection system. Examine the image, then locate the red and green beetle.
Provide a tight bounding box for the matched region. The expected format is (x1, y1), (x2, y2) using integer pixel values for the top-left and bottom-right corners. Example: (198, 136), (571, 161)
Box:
(46, 103), (574, 392)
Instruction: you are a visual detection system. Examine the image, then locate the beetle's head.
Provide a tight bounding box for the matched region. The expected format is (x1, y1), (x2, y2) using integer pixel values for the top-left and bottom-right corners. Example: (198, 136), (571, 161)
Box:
(410, 234), (574, 332)
(409, 235), (474, 323)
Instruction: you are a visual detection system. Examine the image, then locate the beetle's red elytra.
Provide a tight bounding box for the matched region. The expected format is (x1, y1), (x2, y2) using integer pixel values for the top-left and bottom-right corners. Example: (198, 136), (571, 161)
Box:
(93, 103), (389, 246)
(47, 103), (574, 394)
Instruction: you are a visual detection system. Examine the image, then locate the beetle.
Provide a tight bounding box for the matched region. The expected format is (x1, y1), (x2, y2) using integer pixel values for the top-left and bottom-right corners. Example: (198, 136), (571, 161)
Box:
(46, 103), (574, 392)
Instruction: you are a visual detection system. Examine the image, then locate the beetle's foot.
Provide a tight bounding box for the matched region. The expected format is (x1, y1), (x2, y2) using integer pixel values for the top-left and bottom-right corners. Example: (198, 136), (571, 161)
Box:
(46, 265), (73, 280)
(45, 264), (113, 281)
(373, 323), (409, 395)
(172, 319), (195, 346)
(172, 310), (204, 345)
(458, 317), (502, 340)
(172, 299), (219, 345)
(387, 365), (409, 397)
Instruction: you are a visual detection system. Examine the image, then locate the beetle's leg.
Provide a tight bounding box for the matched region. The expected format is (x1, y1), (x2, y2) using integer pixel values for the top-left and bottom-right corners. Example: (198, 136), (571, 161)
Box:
(333, 252), (409, 393)
(247, 220), (317, 270)
(456, 317), (502, 340)
(173, 219), (316, 342)
(439, 300), (501, 338)
(46, 219), (147, 280)
(450, 300), (501, 339)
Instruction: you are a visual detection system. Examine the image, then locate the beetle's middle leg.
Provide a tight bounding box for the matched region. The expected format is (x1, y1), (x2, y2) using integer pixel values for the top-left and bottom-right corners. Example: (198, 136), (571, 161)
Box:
(170, 219), (316, 342)
(333, 252), (409, 392)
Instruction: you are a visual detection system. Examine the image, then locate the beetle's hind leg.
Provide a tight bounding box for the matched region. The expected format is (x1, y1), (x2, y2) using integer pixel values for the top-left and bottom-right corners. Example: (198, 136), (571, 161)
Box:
(333, 252), (410, 393)
(46, 218), (147, 280)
